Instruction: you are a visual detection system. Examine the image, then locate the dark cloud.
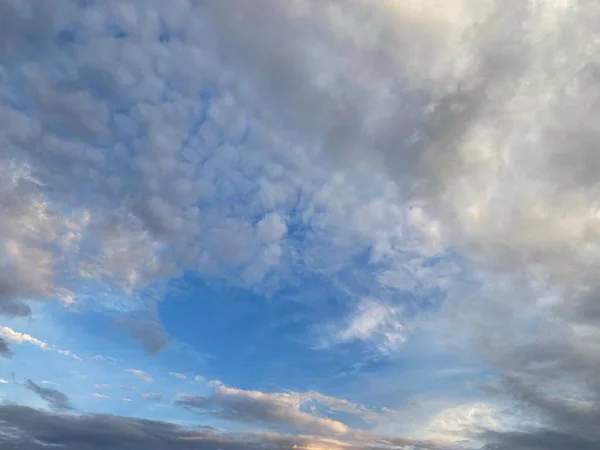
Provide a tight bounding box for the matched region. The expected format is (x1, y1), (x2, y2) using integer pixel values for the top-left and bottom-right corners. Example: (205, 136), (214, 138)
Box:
(0, 337), (12, 358)
(0, 404), (441, 450)
(24, 379), (73, 411)
(481, 429), (600, 450)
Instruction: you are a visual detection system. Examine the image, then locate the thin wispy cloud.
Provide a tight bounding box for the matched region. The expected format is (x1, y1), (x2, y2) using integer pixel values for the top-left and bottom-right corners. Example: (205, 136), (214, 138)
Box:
(169, 372), (187, 380)
(126, 369), (152, 383)
(91, 393), (109, 399)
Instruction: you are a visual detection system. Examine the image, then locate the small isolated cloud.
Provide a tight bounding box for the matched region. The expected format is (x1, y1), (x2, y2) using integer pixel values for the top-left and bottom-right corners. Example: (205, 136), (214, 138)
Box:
(126, 369), (152, 383)
(0, 327), (48, 350)
(92, 393), (109, 399)
(57, 349), (82, 360)
(323, 298), (408, 354)
(194, 375), (205, 382)
(0, 337), (13, 358)
(94, 355), (117, 363)
(25, 379), (72, 411)
(176, 383), (381, 436)
(169, 372), (187, 380)
(139, 393), (166, 403)
(94, 384), (109, 390)
(0, 378), (8, 384)
(122, 398), (132, 403)
(116, 315), (169, 355)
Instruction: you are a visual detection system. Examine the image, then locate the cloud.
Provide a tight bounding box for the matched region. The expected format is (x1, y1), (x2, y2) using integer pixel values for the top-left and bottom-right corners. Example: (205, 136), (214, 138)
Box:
(480, 429), (600, 450)
(176, 382), (383, 436)
(169, 372), (187, 380)
(24, 379), (73, 411)
(0, 378), (8, 384)
(94, 355), (117, 363)
(57, 349), (82, 360)
(92, 393), (109, 399)
(0, 327), (47, 350)
(139, 393), (166, 403)
(0, 337), (13, 358)
(116, 314), (169, 355)
(0, 404), (440, 450)
(322, 298), (408, 354)
(418, 403), (502, 444)
(198, 0), (600, 446)
(0, 0), (445, 332)
(1, 1), (600, 448)
(126, 369), (152, 383)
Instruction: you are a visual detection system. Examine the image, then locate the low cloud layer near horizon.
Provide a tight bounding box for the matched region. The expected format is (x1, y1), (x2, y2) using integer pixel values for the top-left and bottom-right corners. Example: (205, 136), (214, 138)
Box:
(1, 1), (600, 449)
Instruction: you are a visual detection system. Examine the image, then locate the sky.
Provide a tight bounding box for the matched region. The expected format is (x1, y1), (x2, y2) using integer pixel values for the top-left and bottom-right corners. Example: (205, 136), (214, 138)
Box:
(0, 1), (599, 449)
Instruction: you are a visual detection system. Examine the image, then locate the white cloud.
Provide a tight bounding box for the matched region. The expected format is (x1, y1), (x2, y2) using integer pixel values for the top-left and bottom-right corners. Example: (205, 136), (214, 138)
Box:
(56, 349), (82, 361)
(177, 382), (382, 437)
(0, 327), (48, 350)
(92, 393), (109, 399)
(416, 403), (502, 443)
(94, 355), (117, 363)
(126, 369), (152, 383)
(0, 378), (8, 384)
(169, 372), (187, 380)
(322, 298), (408, 354)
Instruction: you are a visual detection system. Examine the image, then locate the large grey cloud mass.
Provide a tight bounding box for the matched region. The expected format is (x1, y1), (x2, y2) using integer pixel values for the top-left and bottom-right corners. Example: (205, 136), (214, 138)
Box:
(0, 404), (443, 450)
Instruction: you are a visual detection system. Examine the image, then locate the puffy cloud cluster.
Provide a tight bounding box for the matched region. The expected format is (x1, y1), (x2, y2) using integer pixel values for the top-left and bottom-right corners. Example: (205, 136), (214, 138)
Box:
(0, 0), (448, 334)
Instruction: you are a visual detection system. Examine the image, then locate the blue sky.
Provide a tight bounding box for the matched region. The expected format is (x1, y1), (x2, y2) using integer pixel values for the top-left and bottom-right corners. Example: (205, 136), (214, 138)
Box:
(1, 1), (600, 450)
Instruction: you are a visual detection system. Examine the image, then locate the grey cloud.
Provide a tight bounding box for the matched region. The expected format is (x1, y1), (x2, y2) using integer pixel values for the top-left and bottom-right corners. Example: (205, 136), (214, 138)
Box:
(24, 379), (73, 411)
(115, 313), (168, 355)
(0, 404), (442, 450)
(0, 337), (12, 358)
(139, 392), (166, 403)
(481, 429), (600, 450)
